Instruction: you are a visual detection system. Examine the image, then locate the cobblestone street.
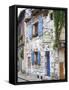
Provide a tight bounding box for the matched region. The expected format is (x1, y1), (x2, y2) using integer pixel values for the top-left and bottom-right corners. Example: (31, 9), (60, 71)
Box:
(18, 77), (27, 82)
(18, 71), (41, 81)
(18, 71), (51, 82)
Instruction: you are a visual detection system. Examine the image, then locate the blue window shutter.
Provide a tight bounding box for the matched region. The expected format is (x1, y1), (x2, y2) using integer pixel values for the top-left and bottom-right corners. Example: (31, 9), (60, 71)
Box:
(28, 25), (30, 39)
(28, 19), (33, 40)
(46, 51), (50, 76)
(38, 50), (40, 65)
(38, 16), (43, 36)
(29, 19), (33, 40)
(29, 24), (32, 40)
(31, 51), (34, 65)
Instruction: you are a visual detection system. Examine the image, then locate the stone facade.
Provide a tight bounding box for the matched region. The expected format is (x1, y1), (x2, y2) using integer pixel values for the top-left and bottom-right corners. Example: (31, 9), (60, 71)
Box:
(18, 9), (65, 80)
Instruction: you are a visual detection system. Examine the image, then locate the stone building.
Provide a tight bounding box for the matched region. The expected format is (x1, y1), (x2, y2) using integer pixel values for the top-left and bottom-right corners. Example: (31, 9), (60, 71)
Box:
(18, 9), (65, 81)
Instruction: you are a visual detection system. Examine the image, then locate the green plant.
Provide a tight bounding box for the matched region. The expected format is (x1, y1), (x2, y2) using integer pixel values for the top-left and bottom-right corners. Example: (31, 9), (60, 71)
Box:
(53, 10), (65, 49)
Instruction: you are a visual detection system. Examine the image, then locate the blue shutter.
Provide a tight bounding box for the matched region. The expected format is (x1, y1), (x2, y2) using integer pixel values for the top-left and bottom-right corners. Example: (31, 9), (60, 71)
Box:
(38, 50), (40, 65)
(28, 24), (30, 39)
(29, 19), (33, 40)
(30, 18), (34, 40)
(38, 16), (43, 36)
(31, 51), (34, 65)
(46, 51), (50, 76)
(29, 24), (33, 40)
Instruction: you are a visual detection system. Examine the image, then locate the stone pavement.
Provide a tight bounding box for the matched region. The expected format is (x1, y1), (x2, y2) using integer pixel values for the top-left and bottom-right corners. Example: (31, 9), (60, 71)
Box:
(18, 71), (51, 82)
(18, 77), (27, 82)
(18, 71), (41, 81)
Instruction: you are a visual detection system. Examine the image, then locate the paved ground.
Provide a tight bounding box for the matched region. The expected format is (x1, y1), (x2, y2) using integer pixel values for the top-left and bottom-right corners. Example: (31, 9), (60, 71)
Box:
(18, 72), (40, 82)
(18, 77), (27, 82)
(17, 71), (51, 82)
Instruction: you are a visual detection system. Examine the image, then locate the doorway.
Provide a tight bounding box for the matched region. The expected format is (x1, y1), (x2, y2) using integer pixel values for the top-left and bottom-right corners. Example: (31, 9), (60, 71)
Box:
(45, 51), (50, 76)
(59, 62), (65, 79)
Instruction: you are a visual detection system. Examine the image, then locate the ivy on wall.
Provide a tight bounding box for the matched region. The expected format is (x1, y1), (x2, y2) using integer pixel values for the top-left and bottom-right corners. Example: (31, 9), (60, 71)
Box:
(53, 10), (65, 49)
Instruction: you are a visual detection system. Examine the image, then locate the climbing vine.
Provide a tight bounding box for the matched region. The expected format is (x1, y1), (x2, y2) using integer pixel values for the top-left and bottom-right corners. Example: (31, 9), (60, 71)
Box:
(53, 10), (65, 49)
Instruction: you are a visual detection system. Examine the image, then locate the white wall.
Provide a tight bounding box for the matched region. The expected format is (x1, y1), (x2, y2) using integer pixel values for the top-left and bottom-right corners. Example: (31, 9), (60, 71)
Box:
(0, 0), (69, 90)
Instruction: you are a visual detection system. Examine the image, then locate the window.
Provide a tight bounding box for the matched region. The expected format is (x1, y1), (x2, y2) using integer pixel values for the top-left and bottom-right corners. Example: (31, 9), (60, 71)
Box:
(31, 50), (41, 65)
(50, 13), (53, 20)
(33, 22), (38, 37)
(34, 52), (38, 65)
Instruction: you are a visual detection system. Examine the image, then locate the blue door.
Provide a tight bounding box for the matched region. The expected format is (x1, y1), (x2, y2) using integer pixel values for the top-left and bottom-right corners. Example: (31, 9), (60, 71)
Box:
(38, 50), (41, 65)
(38, 16), (43, 36)
(45, 51), (50, 76)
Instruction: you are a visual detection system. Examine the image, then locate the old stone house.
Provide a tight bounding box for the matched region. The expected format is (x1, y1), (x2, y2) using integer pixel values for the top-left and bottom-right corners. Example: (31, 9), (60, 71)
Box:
(18, 9), (65, 80)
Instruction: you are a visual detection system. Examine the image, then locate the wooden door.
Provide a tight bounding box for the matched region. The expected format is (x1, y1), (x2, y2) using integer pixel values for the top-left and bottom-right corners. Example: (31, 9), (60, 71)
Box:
(59, 62), (64, 79)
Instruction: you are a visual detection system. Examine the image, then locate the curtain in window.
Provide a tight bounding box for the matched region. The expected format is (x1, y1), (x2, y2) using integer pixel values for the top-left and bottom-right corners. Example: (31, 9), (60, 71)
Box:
(31, 50), (41, 65)
(38, 50), (40, 65)
(38, 15), (43, 36)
